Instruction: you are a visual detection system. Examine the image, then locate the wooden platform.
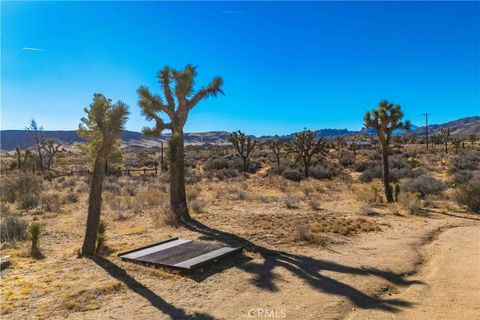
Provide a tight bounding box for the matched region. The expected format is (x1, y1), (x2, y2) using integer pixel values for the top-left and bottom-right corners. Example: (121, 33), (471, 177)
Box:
(118, 238), (242, 271)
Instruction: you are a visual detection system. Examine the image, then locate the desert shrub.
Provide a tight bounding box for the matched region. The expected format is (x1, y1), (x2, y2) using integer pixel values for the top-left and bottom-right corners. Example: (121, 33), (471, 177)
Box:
(18, 193), (40, 210)
(339, 152), (355, 166)
(390, 156), (410, 169)
(284, 195), (301, 209)
(0, 215), (27, 242)
(96, 220), (107, 254)
(358, 166), (383, 183)
(64, 191), (79, 204)
(308, 197), (322, 211)
(204, 158), (230, 171)
(214, 168), (239, 180)
(282, 169), (303, 182)
(456, 178), (480, 213)
(453, 170), (473, 185)
(247, 161), (262, 174)
(186, 184), (202, 201)
(359, 203), (376, 216)
(149, 202), (176, 227)
(399, 192), (422, 214)
(369, 152), (382, 161)
(352, 160), (374, 172)
(295, 223), (310, 241)
(60, 177), (77, 189)
(40, 192), (61, 212)
(0, 174), (42, 205)
(402, 175), (446, 197)
(310, 166), (334, 180)
(103, 178), (120, 194)
(190, 199), (207, 213)
(267, 164), (288, 176)
(28, 221), (42, 255)
(449, 152), (479, 172)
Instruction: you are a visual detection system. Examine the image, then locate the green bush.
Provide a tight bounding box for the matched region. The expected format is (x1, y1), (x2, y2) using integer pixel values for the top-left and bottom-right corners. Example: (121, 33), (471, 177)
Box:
(96, 220), (108, 254)
(28, 222), (42, 255)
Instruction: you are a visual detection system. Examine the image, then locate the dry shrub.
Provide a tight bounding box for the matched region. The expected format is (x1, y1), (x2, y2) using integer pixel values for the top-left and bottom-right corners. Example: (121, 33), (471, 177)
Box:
(0, 173), (42, 207)
(456, 178), (480, 213)
(186, 184), (202, 201)
(40, 192), (61, 212)
(282, 169), (303, 182)
(399, 192), (422, 215)
(359, 203), (376, 216)
(0, 214), (27, 243)
(402, 175), (446, 197)
(284, 195), (301, 209)
(308, 197), (322, 211)
(149, 203), (177, 227)
(309, 217), (380, 236)
(190, 199), (207, 213)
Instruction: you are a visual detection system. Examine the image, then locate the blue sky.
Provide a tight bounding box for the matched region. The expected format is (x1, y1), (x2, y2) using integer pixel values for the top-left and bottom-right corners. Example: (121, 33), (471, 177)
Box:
(1, 1), (479, 135)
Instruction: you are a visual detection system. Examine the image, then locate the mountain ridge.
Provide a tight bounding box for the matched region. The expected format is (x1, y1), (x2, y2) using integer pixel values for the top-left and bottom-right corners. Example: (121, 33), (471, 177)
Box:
(1, 116), (478, 151)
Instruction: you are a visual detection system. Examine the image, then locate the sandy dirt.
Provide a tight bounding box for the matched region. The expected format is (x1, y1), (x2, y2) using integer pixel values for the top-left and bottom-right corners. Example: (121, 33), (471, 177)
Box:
(347, 224), (480, 320)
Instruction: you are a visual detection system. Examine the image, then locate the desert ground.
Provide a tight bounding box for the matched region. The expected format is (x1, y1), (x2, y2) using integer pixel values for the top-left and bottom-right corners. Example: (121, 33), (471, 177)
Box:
(1, 142), (479, 319)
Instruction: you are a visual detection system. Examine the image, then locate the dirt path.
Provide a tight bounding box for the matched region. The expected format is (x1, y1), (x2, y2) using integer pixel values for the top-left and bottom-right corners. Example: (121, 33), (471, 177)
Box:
(348, 225), (480, 320)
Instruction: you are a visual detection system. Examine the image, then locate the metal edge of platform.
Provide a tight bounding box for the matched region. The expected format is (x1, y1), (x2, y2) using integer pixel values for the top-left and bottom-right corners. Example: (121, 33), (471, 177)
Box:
(118, 240), (243, 271)
(117, 237), (179, 257)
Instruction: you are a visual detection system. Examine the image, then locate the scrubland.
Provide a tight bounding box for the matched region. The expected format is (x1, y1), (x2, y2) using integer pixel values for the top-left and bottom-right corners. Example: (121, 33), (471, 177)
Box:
(1, 142), (479, 319)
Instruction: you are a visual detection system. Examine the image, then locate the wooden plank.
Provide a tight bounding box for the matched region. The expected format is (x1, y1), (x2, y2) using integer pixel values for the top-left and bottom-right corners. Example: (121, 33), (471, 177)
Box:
(135, 241), (222, 265)
(121, 239), (191, 260)
(173, 247), (242, 270)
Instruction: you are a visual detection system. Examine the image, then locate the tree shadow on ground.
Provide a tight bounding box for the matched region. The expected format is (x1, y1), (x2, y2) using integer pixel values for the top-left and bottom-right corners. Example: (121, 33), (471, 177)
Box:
(93, 256), (214, 320)
(185, 219), (422, 313)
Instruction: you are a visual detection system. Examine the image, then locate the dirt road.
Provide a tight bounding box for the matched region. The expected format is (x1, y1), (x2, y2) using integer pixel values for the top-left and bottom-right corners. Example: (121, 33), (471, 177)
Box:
(348, 225), (480, 320)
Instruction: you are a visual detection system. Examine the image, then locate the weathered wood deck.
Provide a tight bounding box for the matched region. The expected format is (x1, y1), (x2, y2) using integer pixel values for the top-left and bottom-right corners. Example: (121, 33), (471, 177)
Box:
(118, 238), (242, 271)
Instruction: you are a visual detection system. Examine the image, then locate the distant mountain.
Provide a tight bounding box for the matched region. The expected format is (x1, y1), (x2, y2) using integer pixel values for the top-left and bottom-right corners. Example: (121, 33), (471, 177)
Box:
(410, 116), (479, 137)
(1, 116), (477, 151)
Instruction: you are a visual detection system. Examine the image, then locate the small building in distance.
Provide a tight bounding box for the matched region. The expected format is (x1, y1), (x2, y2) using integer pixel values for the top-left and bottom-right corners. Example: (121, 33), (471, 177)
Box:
(346, 140), (372, 149)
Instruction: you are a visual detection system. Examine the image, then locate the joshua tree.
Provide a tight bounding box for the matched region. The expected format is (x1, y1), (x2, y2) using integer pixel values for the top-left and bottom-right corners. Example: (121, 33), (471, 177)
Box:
(26, 119), (45, 174)
(470, 134), (477, 146)
(287, 130), (328, 178)
(441, 128), (450, 154)
(138, 65), (223, 223)
(452, 137), (462, 154)
(40, 139), (64, 171)
(364, 100), (410, 203)
(230, 130), (257, 172)
(269, 140), (284, 167)
(79, 94), (129, 256)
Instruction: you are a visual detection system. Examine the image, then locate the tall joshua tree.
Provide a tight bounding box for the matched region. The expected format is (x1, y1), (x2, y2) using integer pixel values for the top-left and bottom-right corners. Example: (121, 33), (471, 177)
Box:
(138, 65), (223, 223)
(79, 94), (129, 256)
(287, 130), (328, 178)
(26, 119), (44, 173)
(269, 140), (284, 167)
(441, 128), (450, 154)
(230, 130), (257, 172)
(364, 100), (410, 203)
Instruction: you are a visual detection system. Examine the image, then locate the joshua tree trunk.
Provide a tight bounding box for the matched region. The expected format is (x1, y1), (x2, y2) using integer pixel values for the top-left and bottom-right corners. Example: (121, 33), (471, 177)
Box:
(381, 144), (394, 203)
(169, 131), (190, 222)
(303, 157), (310, 178)
(82, 147), (108, 256)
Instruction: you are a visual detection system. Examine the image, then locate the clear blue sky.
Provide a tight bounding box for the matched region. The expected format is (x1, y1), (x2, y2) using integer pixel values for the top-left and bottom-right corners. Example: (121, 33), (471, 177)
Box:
(2, 1), (479, 135)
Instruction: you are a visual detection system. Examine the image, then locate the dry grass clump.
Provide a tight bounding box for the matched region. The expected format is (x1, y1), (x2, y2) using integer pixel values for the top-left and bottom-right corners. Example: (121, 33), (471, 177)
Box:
(294, 223), (328, 246)
(455, 178), (480, 213)
(40, 191), (61, 212)
(186, 184), (202, 201)
(63, 282), (122, 312)
(0, 212), (27, 243)
(190, 198), (207, 213)
(399, 192), (422, 215)
(359, 203), (377, 216)
(308, 197), (322, 211)
(308, 217), (380, 236)
(284, 195), (301, 209)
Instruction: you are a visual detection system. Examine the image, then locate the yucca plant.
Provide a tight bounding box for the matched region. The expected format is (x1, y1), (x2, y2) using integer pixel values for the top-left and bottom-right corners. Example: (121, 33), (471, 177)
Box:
(96, 220), (107, 254)
(28, 221), (42, 256)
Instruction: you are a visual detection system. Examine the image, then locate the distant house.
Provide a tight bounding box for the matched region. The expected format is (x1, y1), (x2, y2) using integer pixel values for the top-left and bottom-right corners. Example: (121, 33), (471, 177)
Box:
(346, 140), (371, 149)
